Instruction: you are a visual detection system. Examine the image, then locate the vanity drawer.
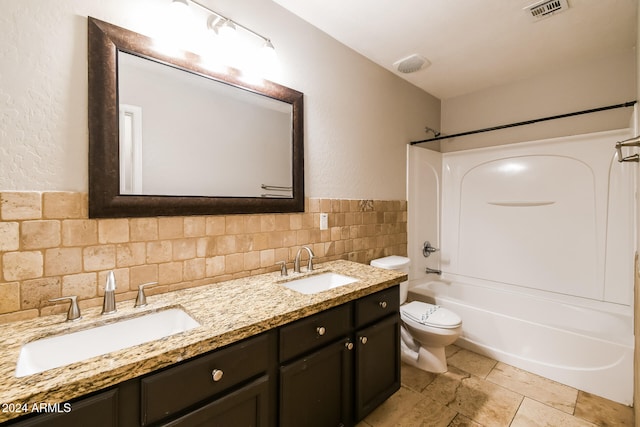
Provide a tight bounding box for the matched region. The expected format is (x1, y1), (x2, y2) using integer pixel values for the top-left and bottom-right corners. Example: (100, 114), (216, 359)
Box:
(141, 333), (270, 426)
(279, 304), (352, 362)
(355, 286), (399, 328)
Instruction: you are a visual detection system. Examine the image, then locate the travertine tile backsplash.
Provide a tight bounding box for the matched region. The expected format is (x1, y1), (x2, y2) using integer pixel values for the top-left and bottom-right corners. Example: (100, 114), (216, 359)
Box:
(0, 192), (407, 323)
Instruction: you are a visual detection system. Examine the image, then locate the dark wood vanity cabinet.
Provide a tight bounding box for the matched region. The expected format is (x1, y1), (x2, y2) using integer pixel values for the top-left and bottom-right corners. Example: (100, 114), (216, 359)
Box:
(354, 287), (401, 421)
(5, 333), (275, 427)
(279, 304), (353, 427)
(5, 286), (400, 427)
(278, 286), (400, 426)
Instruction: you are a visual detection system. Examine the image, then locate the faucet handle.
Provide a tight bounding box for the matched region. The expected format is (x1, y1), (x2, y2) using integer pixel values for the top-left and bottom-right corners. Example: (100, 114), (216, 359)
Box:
(276, 261), (288, 277)
(135, 282), (159, 308)
(49, 296), (82, 322)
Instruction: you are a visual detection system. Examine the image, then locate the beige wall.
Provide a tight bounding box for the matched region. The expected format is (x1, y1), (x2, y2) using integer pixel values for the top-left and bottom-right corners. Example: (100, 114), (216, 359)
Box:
(0, 1), (439, 321)
(0, 0), (440, 199)
(438, 50), (636, 152)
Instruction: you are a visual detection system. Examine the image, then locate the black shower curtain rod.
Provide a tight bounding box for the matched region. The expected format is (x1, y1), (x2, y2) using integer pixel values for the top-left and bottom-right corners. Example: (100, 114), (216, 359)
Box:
(410, 100), (638, 145)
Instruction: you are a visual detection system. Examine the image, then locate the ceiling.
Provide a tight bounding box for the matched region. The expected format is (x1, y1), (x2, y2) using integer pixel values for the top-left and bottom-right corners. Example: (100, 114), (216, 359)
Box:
(272, 0), (637, 100)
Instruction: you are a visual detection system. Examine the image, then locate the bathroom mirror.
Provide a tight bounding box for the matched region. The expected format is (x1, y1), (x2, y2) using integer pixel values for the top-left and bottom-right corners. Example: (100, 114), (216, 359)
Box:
(88, 17), (304, 218)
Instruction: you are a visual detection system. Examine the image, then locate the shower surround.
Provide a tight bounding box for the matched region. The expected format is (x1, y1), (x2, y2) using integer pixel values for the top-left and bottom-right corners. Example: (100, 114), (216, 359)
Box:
(407, 129), (636, 404)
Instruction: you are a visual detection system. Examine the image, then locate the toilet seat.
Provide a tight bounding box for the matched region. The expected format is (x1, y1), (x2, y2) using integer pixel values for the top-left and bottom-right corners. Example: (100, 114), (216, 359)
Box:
(401, 301), (461, 329)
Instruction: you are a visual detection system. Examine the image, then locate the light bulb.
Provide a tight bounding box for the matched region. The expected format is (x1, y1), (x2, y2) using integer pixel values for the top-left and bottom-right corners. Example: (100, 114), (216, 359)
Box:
(217, 20), (237, 41)
(167, 0), (194, 46)
(261, 40), (277, 62)
(170, 0), (191, 18)
(259, 39), (280, 80)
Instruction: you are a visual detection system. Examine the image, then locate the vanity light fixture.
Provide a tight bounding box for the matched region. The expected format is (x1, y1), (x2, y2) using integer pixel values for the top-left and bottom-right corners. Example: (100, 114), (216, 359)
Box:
(262, 39), (277, 61)
(209, 16), (237, 39)
(170, 0), (277, 59)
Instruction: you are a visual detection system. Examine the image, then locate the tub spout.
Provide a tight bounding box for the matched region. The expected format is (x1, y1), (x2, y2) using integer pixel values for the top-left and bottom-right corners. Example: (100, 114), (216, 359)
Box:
(426, 267), (442, 275)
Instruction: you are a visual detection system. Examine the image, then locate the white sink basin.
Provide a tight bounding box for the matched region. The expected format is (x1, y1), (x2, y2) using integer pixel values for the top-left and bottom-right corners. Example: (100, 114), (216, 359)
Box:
(15, 308), (199, 377)
(281, 272), (358, 294)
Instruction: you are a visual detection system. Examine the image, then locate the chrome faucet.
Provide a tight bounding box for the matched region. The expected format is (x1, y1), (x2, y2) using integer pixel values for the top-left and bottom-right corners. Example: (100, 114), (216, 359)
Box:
(102, 271), (117, 314)
(49, 295), (82, 322)
(294, 246), (315, 273)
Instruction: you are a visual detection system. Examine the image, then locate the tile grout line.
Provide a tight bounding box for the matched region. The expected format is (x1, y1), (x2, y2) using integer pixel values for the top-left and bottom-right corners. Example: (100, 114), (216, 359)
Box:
(507, 395), (526, 427)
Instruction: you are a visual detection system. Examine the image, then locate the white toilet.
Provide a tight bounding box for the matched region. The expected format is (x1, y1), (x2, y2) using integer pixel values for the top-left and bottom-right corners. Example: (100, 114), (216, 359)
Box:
(370, 256), (462, 373)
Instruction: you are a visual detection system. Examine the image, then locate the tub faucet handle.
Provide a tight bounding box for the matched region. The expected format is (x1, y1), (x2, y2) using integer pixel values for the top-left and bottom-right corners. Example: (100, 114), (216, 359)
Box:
(422, 241), (439, 257)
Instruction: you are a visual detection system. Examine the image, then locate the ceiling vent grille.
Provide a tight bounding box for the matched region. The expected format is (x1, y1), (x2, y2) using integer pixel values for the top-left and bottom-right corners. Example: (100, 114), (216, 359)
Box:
(393, 54), (431, 74)
(525, 0), (569, 21)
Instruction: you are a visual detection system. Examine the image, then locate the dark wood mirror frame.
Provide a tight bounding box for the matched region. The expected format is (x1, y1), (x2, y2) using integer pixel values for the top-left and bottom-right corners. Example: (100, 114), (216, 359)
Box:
(88, 17), (304, 218)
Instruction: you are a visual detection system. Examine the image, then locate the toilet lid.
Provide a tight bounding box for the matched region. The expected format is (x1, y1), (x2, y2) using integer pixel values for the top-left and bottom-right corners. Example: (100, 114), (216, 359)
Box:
(401, 301), (461, 329)
(370, 255), (411, 270)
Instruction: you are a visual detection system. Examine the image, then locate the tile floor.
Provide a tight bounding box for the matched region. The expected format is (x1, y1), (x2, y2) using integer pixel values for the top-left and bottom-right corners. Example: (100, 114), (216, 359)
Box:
(358, 345), (634, 427)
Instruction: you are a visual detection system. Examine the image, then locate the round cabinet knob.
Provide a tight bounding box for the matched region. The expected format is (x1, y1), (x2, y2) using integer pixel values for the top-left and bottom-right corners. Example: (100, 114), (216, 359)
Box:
(211, 369), (224, 382)
(345, 342), (354, 350)
(379, 301), (388, 309)
(316, 326), (326, 336)
(360, 336), (368, 345)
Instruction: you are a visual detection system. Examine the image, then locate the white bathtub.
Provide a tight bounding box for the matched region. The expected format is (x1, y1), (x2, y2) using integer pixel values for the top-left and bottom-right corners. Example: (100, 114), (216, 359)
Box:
(407, 130), (637, 405)
(408, 277), (634, 405)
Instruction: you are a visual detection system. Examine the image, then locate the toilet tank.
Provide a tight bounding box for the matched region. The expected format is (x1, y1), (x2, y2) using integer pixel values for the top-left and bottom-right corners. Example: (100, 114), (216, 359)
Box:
(370, 256), (411, 304)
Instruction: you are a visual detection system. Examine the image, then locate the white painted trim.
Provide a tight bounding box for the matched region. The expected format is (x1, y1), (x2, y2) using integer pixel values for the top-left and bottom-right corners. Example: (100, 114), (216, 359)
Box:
(118, 104), (143, 194)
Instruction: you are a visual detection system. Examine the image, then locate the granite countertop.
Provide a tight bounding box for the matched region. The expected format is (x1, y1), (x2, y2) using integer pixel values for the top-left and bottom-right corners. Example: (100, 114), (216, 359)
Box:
(0, 260), (406, 423)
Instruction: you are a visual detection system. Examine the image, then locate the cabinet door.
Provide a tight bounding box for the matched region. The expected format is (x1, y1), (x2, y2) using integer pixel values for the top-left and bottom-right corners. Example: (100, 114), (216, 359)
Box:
(355, 313), (400, 421)
(161, 376), (269, 427)
(8, 389), (118, 427)
(280, 339), (353, 427)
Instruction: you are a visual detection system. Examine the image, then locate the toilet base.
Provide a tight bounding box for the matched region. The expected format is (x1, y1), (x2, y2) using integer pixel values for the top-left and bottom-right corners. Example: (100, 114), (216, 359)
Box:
(401, 344), (448, 373)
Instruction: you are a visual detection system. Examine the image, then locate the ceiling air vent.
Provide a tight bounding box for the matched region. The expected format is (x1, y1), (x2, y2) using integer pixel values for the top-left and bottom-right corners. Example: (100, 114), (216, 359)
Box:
(525, 0), (569, 21)
(393, 54), (431, 74)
